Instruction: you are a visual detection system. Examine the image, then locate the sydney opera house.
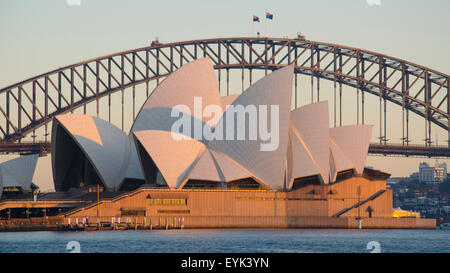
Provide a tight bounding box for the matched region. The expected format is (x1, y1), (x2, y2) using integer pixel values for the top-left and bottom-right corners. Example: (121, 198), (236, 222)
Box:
(51, 58), (371, 192)
(0, 58), (435, 229)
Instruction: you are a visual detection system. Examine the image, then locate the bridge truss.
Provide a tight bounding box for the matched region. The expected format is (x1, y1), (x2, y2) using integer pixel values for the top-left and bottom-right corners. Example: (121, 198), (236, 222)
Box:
(0, 37), (449, 157)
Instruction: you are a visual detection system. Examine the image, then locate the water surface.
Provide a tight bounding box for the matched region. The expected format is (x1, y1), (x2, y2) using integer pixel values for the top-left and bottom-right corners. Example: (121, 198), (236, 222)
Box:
(0, 228), (448, 253)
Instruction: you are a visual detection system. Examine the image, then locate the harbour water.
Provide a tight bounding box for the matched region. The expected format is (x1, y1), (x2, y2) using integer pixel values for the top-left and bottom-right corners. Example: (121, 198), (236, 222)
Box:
(0, 228), (449, 253)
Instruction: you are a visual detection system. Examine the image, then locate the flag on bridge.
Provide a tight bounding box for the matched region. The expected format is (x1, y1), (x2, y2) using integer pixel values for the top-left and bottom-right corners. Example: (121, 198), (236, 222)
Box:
(253, 15), (260, 22)
(266, 12), (273, 20)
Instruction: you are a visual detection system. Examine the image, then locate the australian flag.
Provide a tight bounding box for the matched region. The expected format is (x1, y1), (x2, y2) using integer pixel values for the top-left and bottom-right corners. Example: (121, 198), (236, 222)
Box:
(253, 15), (260, 22)
(266, 12), (273, 20)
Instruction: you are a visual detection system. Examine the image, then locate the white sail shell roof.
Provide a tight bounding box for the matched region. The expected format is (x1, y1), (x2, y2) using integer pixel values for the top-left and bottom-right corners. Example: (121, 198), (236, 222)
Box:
(52, 114), (132, 191)
(185, 149), (223, 183)
(0, 154), (38, 199)
(287, 124), (322, 188)
(220, 94), (240, 112)
(290, 101), (330, 184)
(329, 138), (355, 181)
(329, 125), (373, 174)
(133, 128), (257, 188)
(131, 57), (222, 132)
(184, 149), (255, 185)
(133, 130), (205, 188)
(132, 61), (293, 190)
(123, 134), (146, 181)
(209, 150), (253, 182)
(207, 65), (294, 189)
(49, 57), (375, 192)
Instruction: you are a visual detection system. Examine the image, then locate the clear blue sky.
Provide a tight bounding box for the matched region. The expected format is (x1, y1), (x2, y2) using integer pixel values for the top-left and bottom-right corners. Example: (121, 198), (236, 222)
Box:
(0, 0), (449, 190)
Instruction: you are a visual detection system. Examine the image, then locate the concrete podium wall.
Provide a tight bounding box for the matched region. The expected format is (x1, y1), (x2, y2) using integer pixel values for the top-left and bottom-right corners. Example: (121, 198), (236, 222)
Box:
(61, 176), (435, 229)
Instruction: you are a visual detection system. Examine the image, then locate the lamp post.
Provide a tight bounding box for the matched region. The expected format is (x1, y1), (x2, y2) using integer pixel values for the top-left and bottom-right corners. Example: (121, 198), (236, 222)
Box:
(356, 175), (363, 229)
(97, 183), (100, 230)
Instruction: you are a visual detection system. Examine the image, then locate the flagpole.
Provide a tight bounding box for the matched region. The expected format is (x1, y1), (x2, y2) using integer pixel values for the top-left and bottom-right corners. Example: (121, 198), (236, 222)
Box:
(265, 17), (268, 37)
(252, 16), (260, 37)
(252, 21), (254, 37)
(265, 12), (273, 37)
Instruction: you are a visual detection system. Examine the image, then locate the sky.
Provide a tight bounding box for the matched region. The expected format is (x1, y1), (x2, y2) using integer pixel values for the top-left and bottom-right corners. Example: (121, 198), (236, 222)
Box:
(0, 0), (449, 191)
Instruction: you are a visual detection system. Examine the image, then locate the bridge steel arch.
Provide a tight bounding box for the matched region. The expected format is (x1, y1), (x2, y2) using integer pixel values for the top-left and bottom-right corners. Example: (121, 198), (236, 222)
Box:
(0, 37), (449, 156)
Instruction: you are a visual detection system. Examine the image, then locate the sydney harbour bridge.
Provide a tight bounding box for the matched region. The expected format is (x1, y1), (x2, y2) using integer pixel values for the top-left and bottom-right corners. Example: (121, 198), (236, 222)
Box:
(0, 37), (449, 158)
